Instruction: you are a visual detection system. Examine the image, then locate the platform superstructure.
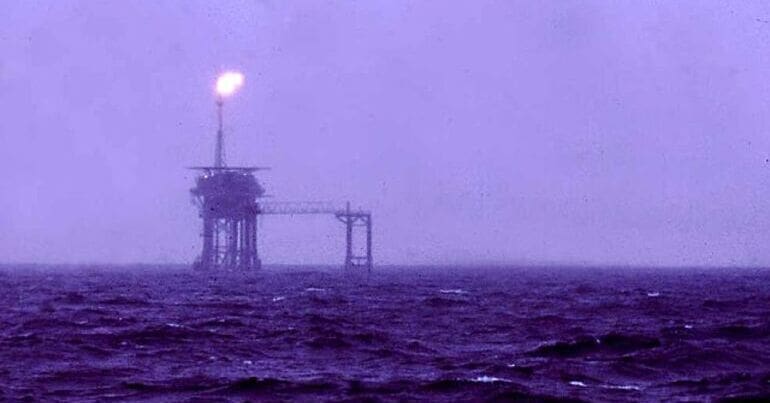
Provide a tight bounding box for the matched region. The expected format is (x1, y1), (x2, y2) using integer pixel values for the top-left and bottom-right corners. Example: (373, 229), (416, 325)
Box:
(190, 72), (372, 271)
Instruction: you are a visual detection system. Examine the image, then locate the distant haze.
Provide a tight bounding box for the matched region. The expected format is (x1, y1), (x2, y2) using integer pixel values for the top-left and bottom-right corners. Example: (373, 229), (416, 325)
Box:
(2, 1), (770, 266)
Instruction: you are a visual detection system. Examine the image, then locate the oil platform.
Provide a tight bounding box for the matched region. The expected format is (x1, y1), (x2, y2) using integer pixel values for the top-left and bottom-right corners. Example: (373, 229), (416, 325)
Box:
(190, 72), (372, 271)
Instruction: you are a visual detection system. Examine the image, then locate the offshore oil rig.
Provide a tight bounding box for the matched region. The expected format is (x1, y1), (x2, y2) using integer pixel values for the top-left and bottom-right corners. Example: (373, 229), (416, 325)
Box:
(189, 72), (372, 271)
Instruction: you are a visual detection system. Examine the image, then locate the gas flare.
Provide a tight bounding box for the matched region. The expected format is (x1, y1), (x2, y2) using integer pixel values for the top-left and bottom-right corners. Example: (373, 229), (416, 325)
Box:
(215, 71), (244, 96)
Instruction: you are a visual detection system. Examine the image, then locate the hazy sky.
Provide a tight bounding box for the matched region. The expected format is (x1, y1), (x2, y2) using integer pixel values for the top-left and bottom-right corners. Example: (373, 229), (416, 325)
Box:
(2, 1), (770, 266)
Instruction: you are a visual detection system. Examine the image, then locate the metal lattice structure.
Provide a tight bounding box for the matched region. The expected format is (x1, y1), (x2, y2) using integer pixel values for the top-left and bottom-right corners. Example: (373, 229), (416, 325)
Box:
(259, 201), (373, 270)
(335, 204), (373, 270)
(190, 167), (265, 271)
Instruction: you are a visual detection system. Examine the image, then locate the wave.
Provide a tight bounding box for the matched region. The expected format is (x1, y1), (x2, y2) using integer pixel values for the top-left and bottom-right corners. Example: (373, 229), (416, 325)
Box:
(714, 324), (770, 340)
(422, 296), (469, 307)
(57, 291), (87, 304)
(419, 378), (586, 402)
(439, 289), (468, 295)
(529, 333), (660, 358)
(637, 343), (766, 371)
(184, 300), (255, 310)
(305, 336), (352, 349)
(113, 324), (224, 345)
(218, 377), (340, 394)
(191, 317), (247, 328)
(121, 375), (223, 394)
(97, 296), (151, 306)
(124, 376), (342, 396)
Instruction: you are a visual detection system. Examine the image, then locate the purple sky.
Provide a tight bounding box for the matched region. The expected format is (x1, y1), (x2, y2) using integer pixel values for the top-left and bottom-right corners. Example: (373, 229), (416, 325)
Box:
(2, 1), (770, 266)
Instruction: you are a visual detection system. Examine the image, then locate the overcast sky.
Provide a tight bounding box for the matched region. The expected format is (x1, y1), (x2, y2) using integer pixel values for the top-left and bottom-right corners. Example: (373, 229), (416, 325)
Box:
(2, 1), (770, 266)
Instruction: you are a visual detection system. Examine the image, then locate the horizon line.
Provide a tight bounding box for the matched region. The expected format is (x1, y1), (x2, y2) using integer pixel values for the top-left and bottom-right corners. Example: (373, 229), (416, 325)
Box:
(1, 261), (769, 271)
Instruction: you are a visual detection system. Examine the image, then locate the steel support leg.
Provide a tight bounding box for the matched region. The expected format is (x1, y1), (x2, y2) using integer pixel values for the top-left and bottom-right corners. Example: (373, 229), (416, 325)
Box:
(366, 215), (372, 271)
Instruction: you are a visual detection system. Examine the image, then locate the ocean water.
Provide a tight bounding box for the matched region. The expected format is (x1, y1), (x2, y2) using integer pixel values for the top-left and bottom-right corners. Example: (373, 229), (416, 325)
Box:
(0, 265), (769, 402)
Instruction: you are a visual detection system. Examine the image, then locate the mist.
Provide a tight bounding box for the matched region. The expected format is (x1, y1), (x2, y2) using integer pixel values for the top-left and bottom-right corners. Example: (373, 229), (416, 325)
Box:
(2, 1), (770, 266)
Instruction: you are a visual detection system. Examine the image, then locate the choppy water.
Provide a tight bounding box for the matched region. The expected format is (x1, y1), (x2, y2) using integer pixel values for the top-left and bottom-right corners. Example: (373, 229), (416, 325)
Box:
(1, 265), (769, 402)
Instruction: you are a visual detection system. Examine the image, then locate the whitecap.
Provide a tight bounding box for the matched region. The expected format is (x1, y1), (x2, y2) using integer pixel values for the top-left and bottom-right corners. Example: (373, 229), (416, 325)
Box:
(647, 292), (660, 297)
(439, 289), (468, 295)
(569, 381), (588, 387)
(166, 323), (182, 328)
(603, 384), (641, 391)
(243, 360), (253, 365)
(471, 376), (511, 383)
(684, 324), (693, 329)
(272, 296), (286, 302)
(305, 288), (326, 292)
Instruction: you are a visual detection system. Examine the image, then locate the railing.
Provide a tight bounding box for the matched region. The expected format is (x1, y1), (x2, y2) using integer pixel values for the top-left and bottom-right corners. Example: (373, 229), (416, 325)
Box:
(257, 201), (369, 216)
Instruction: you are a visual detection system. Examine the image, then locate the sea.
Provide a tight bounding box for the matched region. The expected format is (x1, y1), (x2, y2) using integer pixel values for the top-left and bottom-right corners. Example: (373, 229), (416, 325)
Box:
(0, 265), (769, 402)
